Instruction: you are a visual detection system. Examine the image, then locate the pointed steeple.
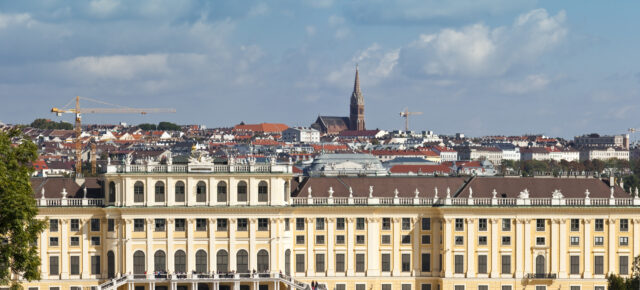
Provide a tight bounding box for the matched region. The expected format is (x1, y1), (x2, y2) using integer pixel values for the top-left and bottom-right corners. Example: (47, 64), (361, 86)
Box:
(353, 64), (361, 94)
(351, 64), (364, 104)
(349, 65), (365, 130)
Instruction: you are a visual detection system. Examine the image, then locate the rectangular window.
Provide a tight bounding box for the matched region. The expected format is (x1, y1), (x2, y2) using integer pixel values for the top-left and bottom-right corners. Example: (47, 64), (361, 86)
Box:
(336, 235), (345, 245)
(536, 219), (545, 231)
(284, 218), (290, 231)
(90, 218), (100, 232)
(402, 253), (411, 272)
(502, 236), (511, 246)
(296, 218), (304, 230)
(455, 236), (464, 245)
(356, 235), (365, 244)
(175, 219), (185, 231)
(335, 253), (345, 272)
(478, 255), (487, 274)
(49, 237), (59, 247)
(535, 287), (546, 290)
(454, 286), (464, 290)
(570, 256), (580, 274)
(570, 236), (579, 246)
(422, 218), (431, 230)
(422, 235), (431, 244)
(381, 253), (391, 272)
(196, 219), (207, 231)
(336, 285), (346, 290)
(315, 254), (325, 272)
(70, 236), (79, 246)
(536, 237), (545, 246)
(594, 256), (604, 275)
(336, 218), (345, 230)
(422, 253), (431, 272)
(570, 287), (580, 290)
(502, 286), (512, 290)
(49, 219), (58, 232)
(315, 235), (325, 245)
(356, 285), (366, 290)
(594, 236), (604, 246)
(402, 285), (411, 290)
(455, 219), (464, 231)
(91, 255), (101, 275)
(107, 219), (115, 232)
(478, 286), (488, 290)
(155, 219), (165, 232)
(295, 254), (305, 273)
(216, 219), (227, 231)
(502, 219), (511, 231)
(237, 218), (248, 231)
(382, 218), (391, 230)
(382, 285), (391, 290)
(70, 256), (80, 275)
(381, 235), (391, 244)
(49, 256), (59, 275)
(316, 218), (325, 230)
(296, 235), (305, 244)
(620, 219), (629, 232)
(70, 219), (79, 231)
(620, 256), (629, 275)
(356, 253), (365, 272)
(478, 236), (487, 245)
(401, 235), (411, 244)
(595, 219), (604, 231)
(478, 219), (487, 231)
(258, 218), (269, 231)
(356, 218), (365, 230)
(90, 236), (100, 246)
(594, 287), (605, 290)
(454, 255), (464, 274)
(421, 284), (432, 290)
(402, 218), (411, 230)
(620, 237), (629, 246)
(134, 219), (144, 232)
(501, 255), (511, 274)
(570, 219), (580, 231)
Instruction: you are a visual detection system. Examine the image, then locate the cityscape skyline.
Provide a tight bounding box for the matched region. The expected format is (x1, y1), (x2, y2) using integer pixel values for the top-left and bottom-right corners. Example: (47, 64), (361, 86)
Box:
(1, 1), (639, 137)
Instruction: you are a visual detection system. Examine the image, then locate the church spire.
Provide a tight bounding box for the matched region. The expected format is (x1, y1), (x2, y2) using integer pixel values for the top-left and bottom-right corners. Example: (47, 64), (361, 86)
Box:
(349, 65), (365, 131)
(353, 64), (361, 94)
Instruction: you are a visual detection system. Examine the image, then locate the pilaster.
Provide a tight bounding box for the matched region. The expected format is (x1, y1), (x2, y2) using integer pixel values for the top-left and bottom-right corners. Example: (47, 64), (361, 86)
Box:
(515, 218), (524, 278)
(81, 218), (90, 278)
(583, 219), (592, 277)
(490, 218), (499, 278)
(167, 219), (175, 272)
(523, 219), (532, 275)
(558, 218), (567, 278)
(187, 218), (195, 271)
(392, 217), (401, 276)
(60, 219), (69, 279)
(346, 217), (355, 276)
(305, 217), (314, 276)
(444, 218), (453, 277)
(366, 217), (380, 276)
(327, 217), (335, 274)
(249, 218), (257, 272)
(608, 219), (616, 275)
(466, 218), (475, 277)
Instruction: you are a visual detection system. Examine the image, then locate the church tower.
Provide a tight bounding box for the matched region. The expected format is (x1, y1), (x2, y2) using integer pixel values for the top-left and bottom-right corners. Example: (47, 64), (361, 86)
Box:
(350, 66), (365, 131)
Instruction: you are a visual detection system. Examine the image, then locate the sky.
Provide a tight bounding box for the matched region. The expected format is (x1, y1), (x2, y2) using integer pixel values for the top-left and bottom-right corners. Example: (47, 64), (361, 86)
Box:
(0, 0), (639, 138)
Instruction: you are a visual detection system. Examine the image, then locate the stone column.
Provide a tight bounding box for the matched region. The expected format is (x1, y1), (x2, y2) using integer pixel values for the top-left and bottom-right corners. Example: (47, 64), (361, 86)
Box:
(327, 218), (335, 275)
(249, 218), (257, 272)
(515, 218), (524, 278)
(269, 218), (279, 272)
(229, 219), (236, 272)
(634, 219), (640, 264)
(412, 217), (420, 276)
(146, 177), (153, 206)
(187, 218), (196, 271)
(346, 217), (355, 276)
(60, 219), (69, 279)
(466, 218), (475, 277)
(432, 218), (441, 276)
(490, 218), (499, 278)
(82, 218), (90, 278)
(40, 219), (48, 278)
(147, 218), (154, 272)
(209, 218), (216, 272)
(167, 219), (175, 273)
(125, 219), (133, 275)
(551, 219), (560, 275)
(367, 217), (380, 276)
(444, 218), (453, 277)
(559, 219), (567, 278)
(608, 219), (616, 275)
(583, 219), (592, 277)
(392, 217), (401, 276)
(305, 218), (314, 276)
(523, 219), (532, 275)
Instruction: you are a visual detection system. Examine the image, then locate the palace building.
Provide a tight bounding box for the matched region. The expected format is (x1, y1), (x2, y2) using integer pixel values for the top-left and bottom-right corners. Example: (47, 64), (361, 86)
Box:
(20, 156), (640, 290)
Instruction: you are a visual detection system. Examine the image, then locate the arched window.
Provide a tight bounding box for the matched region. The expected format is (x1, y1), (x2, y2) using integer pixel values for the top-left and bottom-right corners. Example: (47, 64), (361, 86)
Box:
(175, 181), (185, 202)
(134, 182), (144, 203)
(155, 181), (165, 203)
(216, 250), (229, 273)
(154, 251), (166, 271)
(237, 181), (248, 202)
(257, 250), (269, 272)
(258, 181), (268, 202)
(217, 181), (227, 203)
(536, 255), (545, 275)
(108, 182), (116, 203)
(195, 250), (207, 273)
(196, 181), (207, 203)
(107, 251), (115, 278)
(236, 250), (249, 273)
(285, 249), (291, 275)
(133, 251), (145, 274)
(174, 250), (186, 273)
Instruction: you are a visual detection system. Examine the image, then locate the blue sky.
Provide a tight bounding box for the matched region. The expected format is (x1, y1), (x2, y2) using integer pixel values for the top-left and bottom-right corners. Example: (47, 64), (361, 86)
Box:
(0, 0), (639, 137)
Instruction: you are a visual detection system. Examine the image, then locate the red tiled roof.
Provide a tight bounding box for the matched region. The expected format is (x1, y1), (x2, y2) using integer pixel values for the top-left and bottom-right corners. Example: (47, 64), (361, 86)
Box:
(233, 123), (289, 133)
(311, 144), (349, 151)
(338, 130), (381, 137)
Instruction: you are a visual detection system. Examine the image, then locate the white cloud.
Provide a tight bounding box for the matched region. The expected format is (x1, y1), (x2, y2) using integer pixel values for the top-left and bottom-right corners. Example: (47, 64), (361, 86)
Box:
(305, 26), (316, 36)
(499, 74), (550, 94)
(63, 54), (171, 80)
(248, 3), (269, 17)
(398, 9), (567, 77)
(304, 0), (334, 8)
(89, 0), (120, 17)
(327, 44), (399, 88)
(0, 13), (35, 29)
(328, 15), (345, 26)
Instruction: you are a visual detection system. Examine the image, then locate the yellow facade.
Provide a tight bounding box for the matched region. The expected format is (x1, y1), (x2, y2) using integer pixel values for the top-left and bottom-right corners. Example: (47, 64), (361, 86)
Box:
(21, 166), (640, 290)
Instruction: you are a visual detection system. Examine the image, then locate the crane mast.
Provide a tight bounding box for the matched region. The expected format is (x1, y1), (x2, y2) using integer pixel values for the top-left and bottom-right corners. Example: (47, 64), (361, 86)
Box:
(51, 96), (176, 177)
(399, 107), (423, 132)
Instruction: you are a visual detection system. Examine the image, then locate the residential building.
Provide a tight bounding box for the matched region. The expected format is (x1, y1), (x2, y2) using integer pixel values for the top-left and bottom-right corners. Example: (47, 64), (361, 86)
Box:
(580, 147), (630, 161)
(456, 147), (503, 165)
(431, 146), (458, 162)
(575, 134), (630, 150)
(282, 127), (320, 143)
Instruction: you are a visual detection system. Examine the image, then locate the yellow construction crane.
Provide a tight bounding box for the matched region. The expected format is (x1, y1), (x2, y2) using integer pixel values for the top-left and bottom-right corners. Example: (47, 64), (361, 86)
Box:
(51, 96), (176, 177)
(399, 107), (423, 131)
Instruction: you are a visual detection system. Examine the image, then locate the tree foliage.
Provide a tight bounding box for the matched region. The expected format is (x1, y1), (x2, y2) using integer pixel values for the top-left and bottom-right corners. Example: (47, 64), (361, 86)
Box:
(29, 119), (73, 130)
(137, 123), (157, 131)
(608, 255), (640, 290)
(137, 122), (181, 131)
(0, 129), (47, 289)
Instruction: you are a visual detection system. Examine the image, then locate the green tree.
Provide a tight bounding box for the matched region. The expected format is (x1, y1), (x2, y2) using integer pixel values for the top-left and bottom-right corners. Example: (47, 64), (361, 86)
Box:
(137, 123), (157, 130)
(157, 121), (181, 131)
(0, 129), (47, 290)
(29, 118), (73, 130)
